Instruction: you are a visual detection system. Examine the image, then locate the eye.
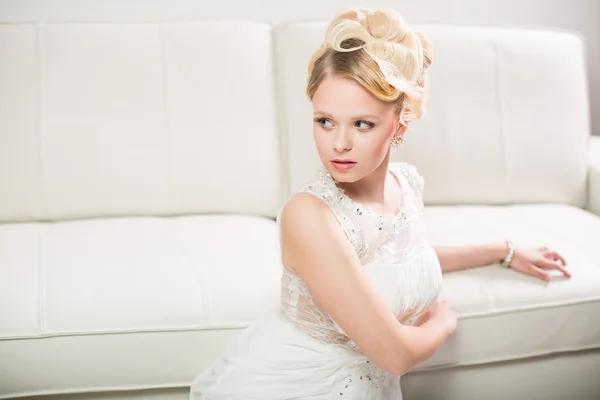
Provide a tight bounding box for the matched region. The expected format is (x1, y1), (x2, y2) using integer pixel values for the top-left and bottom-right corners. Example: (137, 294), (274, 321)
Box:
(314, 117), (334, 129)
(355, 120), (376, 130)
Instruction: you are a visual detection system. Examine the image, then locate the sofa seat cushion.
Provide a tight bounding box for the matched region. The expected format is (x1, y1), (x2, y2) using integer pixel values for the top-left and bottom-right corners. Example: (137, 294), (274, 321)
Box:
(0, 214), (281, 398)
(417, 204), (600, 371)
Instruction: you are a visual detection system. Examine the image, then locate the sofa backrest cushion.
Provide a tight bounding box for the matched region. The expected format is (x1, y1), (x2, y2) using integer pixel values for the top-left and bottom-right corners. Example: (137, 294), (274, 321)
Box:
(0, 22), (283, 222)
(275, 22), (590, 206)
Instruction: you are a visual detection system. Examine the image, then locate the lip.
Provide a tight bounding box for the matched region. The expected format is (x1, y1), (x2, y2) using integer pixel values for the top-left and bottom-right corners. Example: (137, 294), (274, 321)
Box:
(332, 159), (356, 163)
(331, 160), (357, 171)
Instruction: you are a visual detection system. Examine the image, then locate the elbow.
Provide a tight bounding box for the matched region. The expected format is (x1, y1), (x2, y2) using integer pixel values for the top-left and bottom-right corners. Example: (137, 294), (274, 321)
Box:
(387, 349), (419, 377)
(390, 355), (417, 376)
(389, 363), (410, 377)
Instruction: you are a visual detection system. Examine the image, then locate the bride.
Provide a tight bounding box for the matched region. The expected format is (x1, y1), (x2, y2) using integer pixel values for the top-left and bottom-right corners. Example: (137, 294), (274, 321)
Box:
(189, 7), (570, 399)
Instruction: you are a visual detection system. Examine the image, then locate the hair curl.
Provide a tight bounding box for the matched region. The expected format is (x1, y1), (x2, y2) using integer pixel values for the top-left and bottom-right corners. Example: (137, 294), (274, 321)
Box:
(306, 7), (433, 125)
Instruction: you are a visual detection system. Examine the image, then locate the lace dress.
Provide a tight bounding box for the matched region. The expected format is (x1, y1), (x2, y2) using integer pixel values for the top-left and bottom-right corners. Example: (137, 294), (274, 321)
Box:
(189, 162), (443, 400)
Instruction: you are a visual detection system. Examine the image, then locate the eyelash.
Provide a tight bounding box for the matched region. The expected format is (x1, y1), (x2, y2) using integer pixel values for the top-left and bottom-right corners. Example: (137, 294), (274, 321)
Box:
(313, 118), (376, 130)
(356, 120), (376, 129)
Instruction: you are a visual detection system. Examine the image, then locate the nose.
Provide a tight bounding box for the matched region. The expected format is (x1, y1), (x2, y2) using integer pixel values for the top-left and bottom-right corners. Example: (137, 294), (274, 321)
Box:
(333, 127), (352, 153)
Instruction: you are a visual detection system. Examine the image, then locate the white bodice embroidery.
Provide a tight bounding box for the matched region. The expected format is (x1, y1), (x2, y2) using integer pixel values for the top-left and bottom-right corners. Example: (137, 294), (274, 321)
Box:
(275, 162), (442, 352)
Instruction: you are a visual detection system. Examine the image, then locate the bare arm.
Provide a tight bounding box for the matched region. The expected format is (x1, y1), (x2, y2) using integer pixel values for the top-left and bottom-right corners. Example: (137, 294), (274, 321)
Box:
(434, 243), (506, 273)
(434, 242), (570, 281)
(280, 193), (454, 376)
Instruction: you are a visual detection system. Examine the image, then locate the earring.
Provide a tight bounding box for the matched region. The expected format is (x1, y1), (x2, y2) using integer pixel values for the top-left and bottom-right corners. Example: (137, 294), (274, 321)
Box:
(391, 134), (404, 148)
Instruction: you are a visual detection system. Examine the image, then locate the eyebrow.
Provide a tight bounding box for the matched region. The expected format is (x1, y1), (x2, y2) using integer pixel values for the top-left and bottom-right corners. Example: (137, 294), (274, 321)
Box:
(314, 111), (381, 121)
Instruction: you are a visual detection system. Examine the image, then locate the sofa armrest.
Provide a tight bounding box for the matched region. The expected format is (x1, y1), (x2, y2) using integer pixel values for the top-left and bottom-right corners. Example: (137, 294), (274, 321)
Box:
(589, 136), (600, 216)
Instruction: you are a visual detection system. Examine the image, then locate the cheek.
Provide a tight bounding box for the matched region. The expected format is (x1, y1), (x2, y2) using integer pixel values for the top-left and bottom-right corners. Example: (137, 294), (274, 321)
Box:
(313, 127), (324, 146)
(366, 127), (393, 155)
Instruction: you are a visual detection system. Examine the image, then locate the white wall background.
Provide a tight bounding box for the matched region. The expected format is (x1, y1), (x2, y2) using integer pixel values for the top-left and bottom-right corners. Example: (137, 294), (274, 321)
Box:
(1, 0), (598, 135)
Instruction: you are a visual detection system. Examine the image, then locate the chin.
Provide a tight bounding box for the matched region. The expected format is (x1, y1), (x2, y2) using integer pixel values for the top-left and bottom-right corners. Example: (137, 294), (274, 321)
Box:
(328, 167), (361, 183)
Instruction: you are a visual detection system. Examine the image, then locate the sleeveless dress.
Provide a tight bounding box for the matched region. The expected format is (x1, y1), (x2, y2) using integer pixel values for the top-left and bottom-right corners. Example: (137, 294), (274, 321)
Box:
(189, 162), (443, 400)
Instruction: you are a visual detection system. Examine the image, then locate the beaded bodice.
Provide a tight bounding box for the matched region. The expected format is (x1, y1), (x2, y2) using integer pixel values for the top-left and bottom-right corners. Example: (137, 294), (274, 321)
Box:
(276, 162), (443, 351)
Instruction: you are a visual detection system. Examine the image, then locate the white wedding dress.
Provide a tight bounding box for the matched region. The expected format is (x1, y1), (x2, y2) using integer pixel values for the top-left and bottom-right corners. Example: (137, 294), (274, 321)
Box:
(189, 162), (443, 399)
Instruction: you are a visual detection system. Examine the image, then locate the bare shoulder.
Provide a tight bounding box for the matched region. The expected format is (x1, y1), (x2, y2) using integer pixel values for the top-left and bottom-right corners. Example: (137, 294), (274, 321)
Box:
(280, 192), (333, 230)
(279, 192), (354, 275)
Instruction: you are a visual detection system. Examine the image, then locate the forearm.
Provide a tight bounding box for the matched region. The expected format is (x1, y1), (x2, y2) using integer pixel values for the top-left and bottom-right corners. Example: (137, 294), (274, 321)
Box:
(409, 319), (449, 364)
(391, 320), (449, 375)
(434, 242), (507, 273)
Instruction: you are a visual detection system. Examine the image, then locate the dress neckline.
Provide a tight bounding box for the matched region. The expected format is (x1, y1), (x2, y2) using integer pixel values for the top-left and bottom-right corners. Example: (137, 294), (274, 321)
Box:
(317, 163), (408, 220)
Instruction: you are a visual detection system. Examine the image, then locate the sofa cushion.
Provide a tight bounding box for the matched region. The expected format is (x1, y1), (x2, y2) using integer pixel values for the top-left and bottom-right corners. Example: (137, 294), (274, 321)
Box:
(0, 215), (281, 398)
(275, 22), (589, 207)
(417, 204), (600, 370)
(0, 21), (283, 223)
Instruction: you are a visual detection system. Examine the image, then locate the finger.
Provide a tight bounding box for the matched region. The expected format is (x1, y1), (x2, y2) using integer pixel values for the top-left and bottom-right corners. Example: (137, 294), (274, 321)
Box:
(550, 251), (567, 266)
(544, 257), (571, 278)
(555, 263), (572, 278)
(536, 257), (561, 270)
(529, 264), (551, 282)
(540, 259), (571, 278)
(542, 249), (567, 265)
(540, 257), (571, 278)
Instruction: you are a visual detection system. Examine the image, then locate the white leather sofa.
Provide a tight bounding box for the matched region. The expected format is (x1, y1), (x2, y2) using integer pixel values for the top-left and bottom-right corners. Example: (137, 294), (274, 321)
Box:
(1, 19), (599, 400)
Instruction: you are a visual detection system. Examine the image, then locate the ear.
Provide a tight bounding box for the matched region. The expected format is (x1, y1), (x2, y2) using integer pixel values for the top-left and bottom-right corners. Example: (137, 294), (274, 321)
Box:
(395, 119), (410, 135)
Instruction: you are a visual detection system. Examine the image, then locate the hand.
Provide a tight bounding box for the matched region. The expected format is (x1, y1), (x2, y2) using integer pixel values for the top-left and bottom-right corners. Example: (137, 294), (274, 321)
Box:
(417, 300), (457, 337)
(509, 245), (570, 282)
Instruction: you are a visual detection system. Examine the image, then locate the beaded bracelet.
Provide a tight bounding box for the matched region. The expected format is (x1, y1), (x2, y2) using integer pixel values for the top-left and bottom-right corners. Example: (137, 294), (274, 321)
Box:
(501, 240), (514, 268)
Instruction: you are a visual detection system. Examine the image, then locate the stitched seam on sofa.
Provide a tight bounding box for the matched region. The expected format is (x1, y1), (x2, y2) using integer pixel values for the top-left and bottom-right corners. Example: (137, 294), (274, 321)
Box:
(493, 35), (510, 204)
(159, 22), (174, 211)
(457, 296), (600, 320)
(411, 344), (600, 372)
(37, 224), (46, 334)
(0, 323), (251, 340)
(0, 381), (191, 399)
(37, 23), (49, 217)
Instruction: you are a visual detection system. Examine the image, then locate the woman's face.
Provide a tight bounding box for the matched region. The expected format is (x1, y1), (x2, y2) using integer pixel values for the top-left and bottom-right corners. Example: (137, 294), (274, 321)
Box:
(311, 75), (402, 183)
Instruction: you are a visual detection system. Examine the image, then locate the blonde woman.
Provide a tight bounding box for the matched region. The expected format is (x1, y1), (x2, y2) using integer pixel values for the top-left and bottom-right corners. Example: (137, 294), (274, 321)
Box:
(189, 7), (570, 399)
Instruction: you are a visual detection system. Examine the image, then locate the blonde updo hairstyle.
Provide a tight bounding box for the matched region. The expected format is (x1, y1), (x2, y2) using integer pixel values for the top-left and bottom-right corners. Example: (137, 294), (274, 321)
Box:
(306, 8), (433, 127)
